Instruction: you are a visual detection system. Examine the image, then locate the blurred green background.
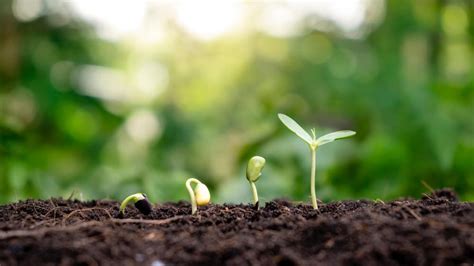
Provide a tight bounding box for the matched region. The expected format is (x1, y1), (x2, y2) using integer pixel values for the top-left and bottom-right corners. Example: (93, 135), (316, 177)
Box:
(1, 0), (473, 204)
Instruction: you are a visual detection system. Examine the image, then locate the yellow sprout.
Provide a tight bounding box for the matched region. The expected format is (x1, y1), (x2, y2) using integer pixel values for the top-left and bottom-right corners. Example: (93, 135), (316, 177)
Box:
(246, 156), (266, 209)
(185, 178), (211, 214)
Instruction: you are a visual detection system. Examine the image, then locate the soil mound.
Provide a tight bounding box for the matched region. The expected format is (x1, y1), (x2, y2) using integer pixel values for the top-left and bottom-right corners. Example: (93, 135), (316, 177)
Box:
(0, 190), (473, 265)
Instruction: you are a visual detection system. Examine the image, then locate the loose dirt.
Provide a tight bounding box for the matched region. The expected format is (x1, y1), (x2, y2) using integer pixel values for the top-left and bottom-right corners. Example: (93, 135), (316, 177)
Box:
(0, 189), (473, 265)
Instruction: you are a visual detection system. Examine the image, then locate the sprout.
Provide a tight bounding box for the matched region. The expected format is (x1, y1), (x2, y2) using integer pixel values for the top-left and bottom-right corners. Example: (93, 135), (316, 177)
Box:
(119, 193), (152, 216)
(246, 155), (266, 209)
(278, 113), (356, 209)
(185, 178), (211, 214)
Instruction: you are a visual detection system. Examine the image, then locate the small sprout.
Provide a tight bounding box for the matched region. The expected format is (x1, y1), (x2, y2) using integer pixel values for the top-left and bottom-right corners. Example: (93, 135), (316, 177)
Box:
(119, 193), (152, 216)
(246, 155), (266, 209)
(185, 178), (211, 214)
(278, 113), (356, 210)
(374, 199), (385, 204)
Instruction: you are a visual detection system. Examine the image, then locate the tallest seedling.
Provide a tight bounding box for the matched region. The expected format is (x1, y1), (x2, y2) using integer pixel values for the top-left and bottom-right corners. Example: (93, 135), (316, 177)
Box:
(278, 113), (356, 209)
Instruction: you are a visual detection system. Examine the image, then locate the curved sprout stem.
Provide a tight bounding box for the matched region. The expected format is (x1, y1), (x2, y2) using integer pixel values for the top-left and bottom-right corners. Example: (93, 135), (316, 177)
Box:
(250, 181), (259, 209)
(119, 193), (145, 215)
(310, 147), (318, 210)
(185, 178), (200, 214)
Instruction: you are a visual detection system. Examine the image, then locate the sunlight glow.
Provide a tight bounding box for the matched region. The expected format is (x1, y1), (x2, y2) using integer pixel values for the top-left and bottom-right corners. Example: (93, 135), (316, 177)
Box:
(258, 4), (302, 37)
(69, 0), (147, 40)
(174, 1), (244, 40)
(258, 0), (385, 38)
(65, 0), (384, 41)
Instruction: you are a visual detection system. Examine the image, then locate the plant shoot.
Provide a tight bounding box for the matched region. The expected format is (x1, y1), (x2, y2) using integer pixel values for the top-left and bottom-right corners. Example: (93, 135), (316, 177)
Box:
(246, 155), (266, 209)
(119, 193), (152, 216)
(185, 178), (211, 214)
(278, 113), (356, 209)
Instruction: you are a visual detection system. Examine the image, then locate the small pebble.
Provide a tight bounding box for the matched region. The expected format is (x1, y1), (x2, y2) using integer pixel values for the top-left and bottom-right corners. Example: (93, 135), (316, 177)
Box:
(151, 260), (165, 266)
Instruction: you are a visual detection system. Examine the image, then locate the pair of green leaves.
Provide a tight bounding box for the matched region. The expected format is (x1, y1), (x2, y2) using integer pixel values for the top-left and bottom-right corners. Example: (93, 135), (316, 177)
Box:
(278, 113), (356, 149)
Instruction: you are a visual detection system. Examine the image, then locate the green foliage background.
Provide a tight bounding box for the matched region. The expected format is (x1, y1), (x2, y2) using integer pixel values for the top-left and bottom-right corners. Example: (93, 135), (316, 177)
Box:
(1, 0), (473, 204)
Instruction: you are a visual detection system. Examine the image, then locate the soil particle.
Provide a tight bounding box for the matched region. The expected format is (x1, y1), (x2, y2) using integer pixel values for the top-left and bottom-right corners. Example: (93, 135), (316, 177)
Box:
(0, 189), (473, 266)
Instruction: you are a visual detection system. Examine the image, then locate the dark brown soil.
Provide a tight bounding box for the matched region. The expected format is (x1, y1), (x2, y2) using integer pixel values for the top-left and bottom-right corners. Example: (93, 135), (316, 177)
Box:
(0, 189), (473, 266)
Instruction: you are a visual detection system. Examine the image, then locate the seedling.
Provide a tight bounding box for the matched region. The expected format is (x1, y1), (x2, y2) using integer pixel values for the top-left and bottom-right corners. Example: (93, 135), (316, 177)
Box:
(246, 156), (266, 209)
(278, 113), (356, 210)
(119, 193), (152, 216)
(185, 178), (211, 214)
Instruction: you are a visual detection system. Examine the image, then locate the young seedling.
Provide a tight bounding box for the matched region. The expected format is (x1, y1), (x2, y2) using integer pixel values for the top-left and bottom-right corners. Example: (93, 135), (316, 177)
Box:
(185, 178), (211, 215)
(246, 156), (266, 209)
(278, 113), (356, 210)
(119, 193), (152, 216)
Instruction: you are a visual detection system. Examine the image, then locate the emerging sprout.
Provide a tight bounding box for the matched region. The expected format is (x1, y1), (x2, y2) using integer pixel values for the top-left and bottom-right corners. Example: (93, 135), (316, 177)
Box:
(278, 113), (356, 210)
(185, 178), (211, 214)
(246, 156), (266, 209)
(119, 193), (152, 216)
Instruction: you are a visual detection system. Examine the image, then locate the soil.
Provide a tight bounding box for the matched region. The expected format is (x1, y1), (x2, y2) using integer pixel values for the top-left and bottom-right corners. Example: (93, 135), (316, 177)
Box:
(0, 189), (473, 266)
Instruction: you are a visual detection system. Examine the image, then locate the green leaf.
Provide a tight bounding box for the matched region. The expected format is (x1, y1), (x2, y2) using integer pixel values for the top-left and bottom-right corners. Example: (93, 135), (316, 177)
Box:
(317, 130), (356, 146)
(278, 113), (313, 145)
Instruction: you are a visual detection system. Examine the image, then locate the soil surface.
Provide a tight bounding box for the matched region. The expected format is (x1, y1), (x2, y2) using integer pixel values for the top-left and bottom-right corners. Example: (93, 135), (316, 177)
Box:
(0, 189), (473, 266)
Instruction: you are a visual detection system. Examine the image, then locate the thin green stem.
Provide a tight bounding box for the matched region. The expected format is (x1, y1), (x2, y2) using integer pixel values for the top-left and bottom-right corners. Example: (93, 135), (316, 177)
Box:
(250, 181), (259, 209)
(185, 178), (199, 214)
(310, 148), (318, 210)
